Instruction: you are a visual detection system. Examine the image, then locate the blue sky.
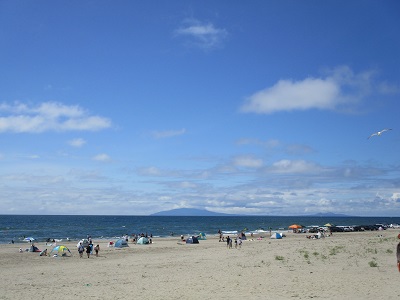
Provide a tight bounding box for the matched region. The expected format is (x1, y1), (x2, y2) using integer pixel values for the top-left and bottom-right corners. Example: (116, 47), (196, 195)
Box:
(1, 1), (399, 216)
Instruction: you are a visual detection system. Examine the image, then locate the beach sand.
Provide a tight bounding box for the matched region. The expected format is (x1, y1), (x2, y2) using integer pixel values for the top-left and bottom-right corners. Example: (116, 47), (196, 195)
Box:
(1, 230), (400, 300)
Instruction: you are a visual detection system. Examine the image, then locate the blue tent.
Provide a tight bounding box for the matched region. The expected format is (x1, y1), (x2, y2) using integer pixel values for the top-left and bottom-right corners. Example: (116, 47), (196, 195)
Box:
(114, 239), (129, 248)
(270, 232), (282, 239)
(198, 233), (206, 240)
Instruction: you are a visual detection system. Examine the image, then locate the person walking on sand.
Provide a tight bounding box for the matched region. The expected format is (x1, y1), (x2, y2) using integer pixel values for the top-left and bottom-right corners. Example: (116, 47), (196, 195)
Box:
(86, 244), (91, 258)
(226, 236), (231, 249)
(396, 234), (400, 272)
(78, 242), (84, 258)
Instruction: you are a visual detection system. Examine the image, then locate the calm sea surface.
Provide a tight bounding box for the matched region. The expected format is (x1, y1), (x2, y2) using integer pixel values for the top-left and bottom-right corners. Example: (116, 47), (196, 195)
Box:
(1, 215), (400, 244)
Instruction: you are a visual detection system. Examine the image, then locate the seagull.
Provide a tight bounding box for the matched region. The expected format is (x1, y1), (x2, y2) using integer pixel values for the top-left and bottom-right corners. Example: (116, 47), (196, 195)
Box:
(368, 128), (392, 139)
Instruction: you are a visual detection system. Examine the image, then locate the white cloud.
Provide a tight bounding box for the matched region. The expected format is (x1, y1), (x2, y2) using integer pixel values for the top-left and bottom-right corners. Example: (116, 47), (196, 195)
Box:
(175, 19), (228, 50)
(92, 153), (111, 162)
(68, 138), (86, 148)
(269, 159), (320, 174)
(240, 66), (377, 114)
(0, 101), (111, 133)
(233, 155), (263, 168)
(390, 193), (400, 202)
(241, 77), (339, 114)
(137, 166), (163, 176)
(236, 138), (281, 149)
(151, 128), (186, 139)
(378, 82), (400, 94)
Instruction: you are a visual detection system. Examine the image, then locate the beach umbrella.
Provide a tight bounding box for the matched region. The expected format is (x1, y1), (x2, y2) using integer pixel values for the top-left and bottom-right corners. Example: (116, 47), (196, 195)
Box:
(288, 224), (302, 229)
(324, 223), (335, 227)
(24, 237), (35, 242)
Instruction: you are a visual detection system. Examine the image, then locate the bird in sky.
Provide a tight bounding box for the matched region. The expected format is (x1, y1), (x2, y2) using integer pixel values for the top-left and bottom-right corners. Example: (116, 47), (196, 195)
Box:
(368, 128), (392, 139)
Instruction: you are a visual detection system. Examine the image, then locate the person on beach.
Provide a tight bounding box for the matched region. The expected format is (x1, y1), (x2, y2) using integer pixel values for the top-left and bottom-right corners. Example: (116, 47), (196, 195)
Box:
(78, 242), (84, 258)
(86, 244), (91, 258)
(397, 234), (400, 272)
(94, 244), (100, 257)
(226, 236), (231, 248)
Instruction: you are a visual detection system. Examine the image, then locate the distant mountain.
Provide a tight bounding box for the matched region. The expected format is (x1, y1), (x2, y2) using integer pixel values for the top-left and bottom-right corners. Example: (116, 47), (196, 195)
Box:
(151, 208), (234, 216)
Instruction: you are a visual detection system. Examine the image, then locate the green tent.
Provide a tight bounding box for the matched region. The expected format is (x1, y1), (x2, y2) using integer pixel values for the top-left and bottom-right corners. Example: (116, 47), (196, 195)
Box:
(137, 237), (149, 245)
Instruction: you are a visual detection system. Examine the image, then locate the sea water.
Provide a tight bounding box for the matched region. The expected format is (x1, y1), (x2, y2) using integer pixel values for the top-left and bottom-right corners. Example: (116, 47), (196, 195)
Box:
(1, 215), (400, 244)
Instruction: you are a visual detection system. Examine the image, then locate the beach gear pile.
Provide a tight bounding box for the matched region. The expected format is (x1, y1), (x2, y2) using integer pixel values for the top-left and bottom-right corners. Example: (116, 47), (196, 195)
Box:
(186, 236), (199, 244)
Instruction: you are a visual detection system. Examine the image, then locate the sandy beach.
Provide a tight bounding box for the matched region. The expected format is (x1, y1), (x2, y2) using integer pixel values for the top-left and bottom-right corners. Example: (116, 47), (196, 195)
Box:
(1, 230), (400, 300)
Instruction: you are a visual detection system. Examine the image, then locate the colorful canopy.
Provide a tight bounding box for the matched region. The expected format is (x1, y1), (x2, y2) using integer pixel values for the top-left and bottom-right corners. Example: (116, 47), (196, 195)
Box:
(50, 245), (71, 255)
(288, 224), (302, 229)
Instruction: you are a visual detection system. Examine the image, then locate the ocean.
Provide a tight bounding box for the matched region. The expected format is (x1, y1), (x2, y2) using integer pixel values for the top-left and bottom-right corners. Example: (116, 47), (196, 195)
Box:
(1, 215), (400, 244)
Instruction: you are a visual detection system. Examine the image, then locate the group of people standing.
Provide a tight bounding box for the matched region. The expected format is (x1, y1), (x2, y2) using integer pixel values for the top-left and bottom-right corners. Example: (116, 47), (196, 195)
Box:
(224, 236), (242, 249)
(218, 229), (244, 249)
(78, 236), (100, 258)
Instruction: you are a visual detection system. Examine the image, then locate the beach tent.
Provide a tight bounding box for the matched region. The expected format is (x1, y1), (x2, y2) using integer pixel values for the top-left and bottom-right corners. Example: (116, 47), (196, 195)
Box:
(29, 245), (41, 252)
(137, 237), (149, 245)
(186, 236), (199, 244)
(50, 245), (72, 257)
(114, 239), (129, 248)
(198, 233), (207, 240)
(270, 233), (282, 239)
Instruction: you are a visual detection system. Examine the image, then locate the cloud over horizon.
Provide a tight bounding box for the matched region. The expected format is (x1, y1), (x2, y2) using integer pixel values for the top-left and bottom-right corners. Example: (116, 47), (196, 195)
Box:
(0, 102), (112, 133)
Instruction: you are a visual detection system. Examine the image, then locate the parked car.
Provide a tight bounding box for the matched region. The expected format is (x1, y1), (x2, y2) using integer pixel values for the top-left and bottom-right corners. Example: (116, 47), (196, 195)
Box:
(353, 226), (365, 232)
(329, 226), (344, 232)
